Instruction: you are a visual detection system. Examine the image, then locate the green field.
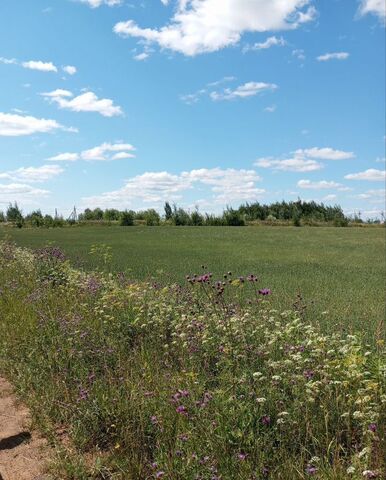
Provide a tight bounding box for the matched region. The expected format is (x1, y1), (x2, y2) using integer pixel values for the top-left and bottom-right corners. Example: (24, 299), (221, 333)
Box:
(2, 225), (385, 339)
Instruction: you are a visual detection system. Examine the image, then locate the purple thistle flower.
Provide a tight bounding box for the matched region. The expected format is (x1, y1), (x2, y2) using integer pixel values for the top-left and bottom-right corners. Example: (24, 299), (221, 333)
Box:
(258, 288), (272, 296)
(261, 415), (271, 426)
(306, 465), (318, 475)
(176, 405), (188, 415)
(368, 423), (377, 432)
(155, 471), (165, 478)
(303, 369), (315, 380)
(237, 452), (247, 461)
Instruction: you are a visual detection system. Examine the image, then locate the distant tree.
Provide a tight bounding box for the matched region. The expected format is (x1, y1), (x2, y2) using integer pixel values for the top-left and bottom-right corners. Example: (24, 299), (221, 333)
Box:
(25, 209), (44, 227)
(103, 209), (121, 221)
(164, 202), (173, 220)
(6, 202), (23, 223)
(0, 211), (4, 222)
(191, 208), (204, 226)
(144, 209), (160, 226)
(223, 208), (245, 226)
(119, 210), (134, 226)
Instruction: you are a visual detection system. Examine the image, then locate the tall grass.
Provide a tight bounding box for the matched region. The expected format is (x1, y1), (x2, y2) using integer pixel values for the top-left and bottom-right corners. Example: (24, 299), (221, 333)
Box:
(0, 241), (385, 479)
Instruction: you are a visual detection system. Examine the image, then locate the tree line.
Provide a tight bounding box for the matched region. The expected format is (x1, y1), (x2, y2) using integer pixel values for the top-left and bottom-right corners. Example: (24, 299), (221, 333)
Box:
(0, 200), (383, 228)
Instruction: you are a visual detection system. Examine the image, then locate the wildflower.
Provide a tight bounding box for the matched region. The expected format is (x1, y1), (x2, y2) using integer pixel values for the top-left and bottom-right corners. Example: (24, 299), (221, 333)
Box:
(256, 397), (266, 404)
(155, 471), (165, 478)
(303, 369), (315, 380)
(306, 465), (318, 475)
(261, 415), (271, 426)
(176, 405), (188, 415)
(237, 452), (247, 461)
(150, 416), (159, 425)
(258, 288), (272, 296)
(368, 423), (377, 432)
(362, 471), (378, 479)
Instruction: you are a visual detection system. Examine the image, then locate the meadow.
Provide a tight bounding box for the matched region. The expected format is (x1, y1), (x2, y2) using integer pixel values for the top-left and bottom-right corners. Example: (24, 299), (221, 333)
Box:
(2, 225), (385, 339)
(0, 239), (384, 479)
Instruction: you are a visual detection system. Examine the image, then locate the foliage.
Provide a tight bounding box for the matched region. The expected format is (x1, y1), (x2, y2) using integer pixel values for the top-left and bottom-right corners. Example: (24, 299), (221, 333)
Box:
(6, 202), (23, 224)
(0, 241), (384, 479)
(2, 226), (385, 339)
(119, 210), (135, 226)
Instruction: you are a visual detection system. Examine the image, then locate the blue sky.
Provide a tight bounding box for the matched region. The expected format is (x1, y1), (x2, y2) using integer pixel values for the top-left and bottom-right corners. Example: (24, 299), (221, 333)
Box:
(0, 0), (385, 218)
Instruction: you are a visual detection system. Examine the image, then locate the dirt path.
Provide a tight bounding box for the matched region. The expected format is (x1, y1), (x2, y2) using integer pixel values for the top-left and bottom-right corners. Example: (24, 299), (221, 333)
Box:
(0, 377), (50, 480)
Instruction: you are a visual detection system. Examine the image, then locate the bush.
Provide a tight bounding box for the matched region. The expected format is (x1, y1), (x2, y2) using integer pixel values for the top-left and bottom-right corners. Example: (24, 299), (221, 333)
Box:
(223, 208), (245, 226)
(119, 210), (134, 226)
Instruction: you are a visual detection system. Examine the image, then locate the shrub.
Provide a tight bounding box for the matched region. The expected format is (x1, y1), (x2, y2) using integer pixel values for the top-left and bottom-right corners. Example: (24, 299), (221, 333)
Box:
(119, 210), (134, 226)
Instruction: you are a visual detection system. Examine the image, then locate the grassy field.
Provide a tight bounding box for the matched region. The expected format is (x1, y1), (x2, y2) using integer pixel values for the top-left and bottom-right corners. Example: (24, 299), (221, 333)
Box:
(0, 240), (385, 479)
(2, 225), (385, 339)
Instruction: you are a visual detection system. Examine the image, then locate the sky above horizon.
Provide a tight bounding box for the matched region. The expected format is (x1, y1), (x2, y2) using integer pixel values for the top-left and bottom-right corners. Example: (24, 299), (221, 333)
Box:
(0, 0), (385, 219)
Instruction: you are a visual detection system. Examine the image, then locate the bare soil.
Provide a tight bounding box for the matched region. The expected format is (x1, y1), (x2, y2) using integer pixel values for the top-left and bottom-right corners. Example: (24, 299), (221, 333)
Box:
(0, 377), (51, 480)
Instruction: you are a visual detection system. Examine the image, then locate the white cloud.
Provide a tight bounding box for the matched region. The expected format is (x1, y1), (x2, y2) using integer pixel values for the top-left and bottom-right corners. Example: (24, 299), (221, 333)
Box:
(352, 189), (385, 201)
(82, 167), (264, 208)
(358, 0), (386, 21)
(0, 183), (50, 204)
(0, 57), (18, 65)
(345, 169), (386, 181)
(245, 36), (286, 52)
(41, 90), (123, 117)
(255, 157), (322, 172)
(292, 49), (305, 60)
(1, 57), (62, 73)
(255, 146), (354, 173)
(210, 82), (277, 101)
(48, 142), (135, 162)
(323, 194), (337, 201)
(76, 0), (122, 7)
(48, 153), (80, 162)
(133, 52), (149, 61)
(0, 165), (64, 183)
(63, 65), (77, 75)
(81, 142), (135, 161)
(22, 60), (58, 72)
(297, 179), (343, 189)
(264, 105), (276, 113)
(295, 147), (355, 160)
(317, 52), (349, 62)
(0, 112), (72, 137)
(114, 0), (316, 56)
(180, 76), (236, 104)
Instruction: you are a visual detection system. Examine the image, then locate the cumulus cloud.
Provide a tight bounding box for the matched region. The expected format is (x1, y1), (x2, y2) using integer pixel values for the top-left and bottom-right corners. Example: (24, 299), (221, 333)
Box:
(76, 0), (122, 7)
(0, 183), (50, 204)
(244, 36), (286, 52)
(255, 157), (322, 172)
(0, 165), (64, 183)
(180, 76), (236, 104)
(297, 179), (344, 189)
(62, 65), (77, 75)
(82, 167), (264, 208)
(295, 147), (355, 160)
(133, 52), (149, 61)
(255, 146), (354, 173)
(114, 0), (316, 56)
(22, 60), (58, 72)
(344, 169), (386, 181)
(41, 90), (123, 117)
(317, 52), (349, 61)
(358, 0), (385, 22)
(48, 142), (135, 162)
(0, 112), (74, 136)
(352, 189), (386, 202)
(210, 82), (277, 101)
(1, 57), (61, 73)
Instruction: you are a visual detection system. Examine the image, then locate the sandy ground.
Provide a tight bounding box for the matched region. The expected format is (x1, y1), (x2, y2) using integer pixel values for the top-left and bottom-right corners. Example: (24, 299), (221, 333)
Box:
(0, 377), (50, 480)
